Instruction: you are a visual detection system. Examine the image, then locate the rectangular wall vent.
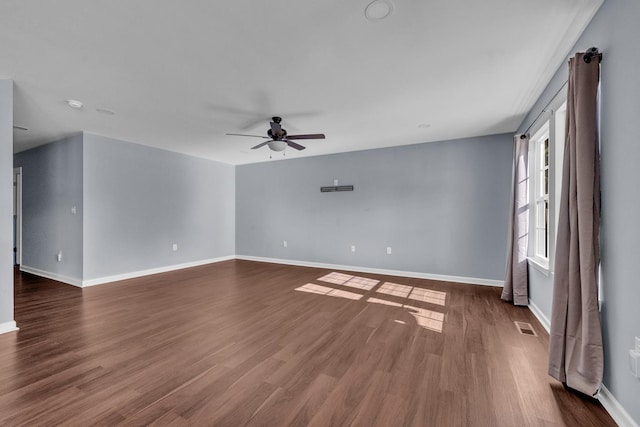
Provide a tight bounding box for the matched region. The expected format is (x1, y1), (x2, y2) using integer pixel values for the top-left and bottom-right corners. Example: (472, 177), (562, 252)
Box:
(514, 321), (537, 336)
(321, 185), (354, 192)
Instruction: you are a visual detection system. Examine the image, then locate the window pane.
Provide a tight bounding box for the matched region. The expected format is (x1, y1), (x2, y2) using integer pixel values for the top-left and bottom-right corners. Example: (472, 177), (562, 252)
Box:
(545, 167), (549, 195)
(537, 229), (546, 257)
(544, 138), (549, 167)
(545, 200), (549, 258)
(539, 171), (545, 197)
(537, 202), (545, 228)
(531, 122), (552, 262)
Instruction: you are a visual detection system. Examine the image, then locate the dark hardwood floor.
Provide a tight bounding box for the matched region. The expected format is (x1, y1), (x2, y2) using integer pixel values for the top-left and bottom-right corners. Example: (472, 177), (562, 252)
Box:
(0, 260), (615, 426)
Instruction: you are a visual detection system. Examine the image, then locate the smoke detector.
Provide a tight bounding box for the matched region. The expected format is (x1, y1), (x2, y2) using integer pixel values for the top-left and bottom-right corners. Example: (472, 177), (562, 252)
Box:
(365, 0), (395, 21)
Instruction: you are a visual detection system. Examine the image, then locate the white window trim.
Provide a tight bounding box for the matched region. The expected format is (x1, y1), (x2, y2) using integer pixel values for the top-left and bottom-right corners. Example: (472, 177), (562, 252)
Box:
(529, 256), (551, 276)
(530, 122), (550, 270)
(527, 89), (567, 274)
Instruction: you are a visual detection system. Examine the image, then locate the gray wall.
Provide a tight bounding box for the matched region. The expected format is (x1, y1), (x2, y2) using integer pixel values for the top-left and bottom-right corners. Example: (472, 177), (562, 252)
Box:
(83, 133), (235, 280)
(0, 80), (13, 325)
(520, 0), (640, 422)
(237, 134), (512, 281)
(14, 135), (84, 283)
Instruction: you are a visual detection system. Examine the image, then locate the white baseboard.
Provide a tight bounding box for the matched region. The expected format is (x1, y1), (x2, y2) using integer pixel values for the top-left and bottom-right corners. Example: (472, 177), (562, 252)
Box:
(235, 255), (504, 287)
(528, 303), (637, 427)
(20, 265), (83, 287)
(528, 299), (551, 333)
(0, 321), (18, 335)
(598, 384), (639, 427)
(81, 256), (235, 287)
(21, 256), (502, 288)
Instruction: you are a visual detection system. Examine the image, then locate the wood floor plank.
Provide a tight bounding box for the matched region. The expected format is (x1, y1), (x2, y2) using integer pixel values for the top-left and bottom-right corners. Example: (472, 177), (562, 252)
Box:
(0, 261), (616, 426)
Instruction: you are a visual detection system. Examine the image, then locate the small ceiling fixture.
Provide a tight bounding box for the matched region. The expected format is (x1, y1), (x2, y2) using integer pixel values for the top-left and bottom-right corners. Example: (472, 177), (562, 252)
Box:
(66, 99), (83, 109)
(365, 0), (395, 21)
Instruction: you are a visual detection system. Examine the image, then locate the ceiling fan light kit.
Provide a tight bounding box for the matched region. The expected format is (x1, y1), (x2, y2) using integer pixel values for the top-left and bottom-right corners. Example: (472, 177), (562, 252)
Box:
(267, 140), (286, 152)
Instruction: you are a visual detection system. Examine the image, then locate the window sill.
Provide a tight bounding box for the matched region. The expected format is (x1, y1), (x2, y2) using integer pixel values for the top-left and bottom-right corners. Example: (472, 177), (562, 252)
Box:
(528, 257), (550, 276)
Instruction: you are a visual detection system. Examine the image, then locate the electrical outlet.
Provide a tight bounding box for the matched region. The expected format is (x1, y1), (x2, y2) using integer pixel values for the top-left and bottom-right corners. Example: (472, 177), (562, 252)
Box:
(71, 206), (76, 214)
(172, 243), (178, 251)
(56, 251), (62, 262)
(351, 245), (356, 252)
(283, 240), (288, 248)
(334, 179), (339, 186)
(386, 246), (392, 255)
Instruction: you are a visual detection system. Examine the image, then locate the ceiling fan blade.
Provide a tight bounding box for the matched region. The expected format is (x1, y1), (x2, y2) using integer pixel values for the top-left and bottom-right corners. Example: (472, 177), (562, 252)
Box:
(285, 140), (306, 150)
(286, 133), (325, 140)
(226, 133), (270, 139)
(251, 141), (271, 149)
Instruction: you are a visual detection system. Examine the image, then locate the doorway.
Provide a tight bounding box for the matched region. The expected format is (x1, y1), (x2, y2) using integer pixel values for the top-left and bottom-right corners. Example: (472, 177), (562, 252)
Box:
(13, 167), (21, 266)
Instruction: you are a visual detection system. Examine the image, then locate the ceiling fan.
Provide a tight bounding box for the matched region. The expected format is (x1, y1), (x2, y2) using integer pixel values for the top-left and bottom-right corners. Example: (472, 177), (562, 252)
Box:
(226, 116), (325, 152)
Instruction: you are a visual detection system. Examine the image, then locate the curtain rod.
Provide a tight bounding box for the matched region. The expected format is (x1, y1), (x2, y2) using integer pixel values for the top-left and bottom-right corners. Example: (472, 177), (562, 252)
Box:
(520, 47), (602, 139)
(583, 47), (603, 64)
(520, 81), (567, 138)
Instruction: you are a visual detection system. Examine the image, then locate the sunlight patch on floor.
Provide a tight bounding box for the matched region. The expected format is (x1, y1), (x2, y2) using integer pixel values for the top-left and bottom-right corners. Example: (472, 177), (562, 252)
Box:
(317, 272), (354, 285)
(295, 283), (363, 300)
(367, 297), (402, 307)
(367, 298), (445, 333)
(296, 273), (447, 333)
(404, 305), (445, 332)
(343, 276), (379, 290)
(376, 282), (412, 298)
(408, 288), (446, 306)
(318, 272), (379, 290)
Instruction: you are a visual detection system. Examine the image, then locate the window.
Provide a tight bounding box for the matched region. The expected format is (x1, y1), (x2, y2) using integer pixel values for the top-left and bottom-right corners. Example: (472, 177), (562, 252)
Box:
(528, 95), (566, 273)
(531, 123), (550, 264)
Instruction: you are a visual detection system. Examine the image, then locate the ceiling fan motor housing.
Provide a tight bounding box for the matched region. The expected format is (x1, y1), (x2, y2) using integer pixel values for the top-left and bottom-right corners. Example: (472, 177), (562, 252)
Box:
(267, 128), (287, 140)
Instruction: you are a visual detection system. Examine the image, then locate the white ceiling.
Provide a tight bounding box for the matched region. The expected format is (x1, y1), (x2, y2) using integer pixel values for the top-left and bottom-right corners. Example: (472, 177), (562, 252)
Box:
(2, 0), (602, 165)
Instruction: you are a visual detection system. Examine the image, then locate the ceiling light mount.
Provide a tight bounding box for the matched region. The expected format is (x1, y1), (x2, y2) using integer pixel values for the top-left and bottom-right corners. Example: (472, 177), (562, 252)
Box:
(66, 99), (84, 109)
(365, 0), (395, 22)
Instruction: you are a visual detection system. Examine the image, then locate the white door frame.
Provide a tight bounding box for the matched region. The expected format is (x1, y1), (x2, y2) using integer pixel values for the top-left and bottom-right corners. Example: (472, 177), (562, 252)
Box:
(13, 167), (22, 266)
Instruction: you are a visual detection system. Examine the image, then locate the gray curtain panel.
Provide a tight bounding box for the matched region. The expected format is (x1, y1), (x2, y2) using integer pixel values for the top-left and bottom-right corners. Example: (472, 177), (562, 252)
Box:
(502, 135), (529, 306)
(548, 52), (603, 396)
